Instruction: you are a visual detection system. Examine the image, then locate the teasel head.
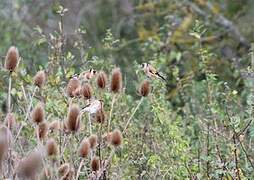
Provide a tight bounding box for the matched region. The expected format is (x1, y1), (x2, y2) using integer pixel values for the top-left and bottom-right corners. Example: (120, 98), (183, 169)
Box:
(66, 104), (80, 132)
(5, 113), (16, 130)
(81, 83), (92, 99)
(4, 46), (19, 73)
(58, 163), (71, 178)
(110, 67), (122, 93)
(36, 122), (48, 141)
(46, 138), (58, 157)
(78, 139), (90, 158)
(66, 77), (80, 97)
(33, 70), (46, 88)
(73, 86), (81, 98)
(15, 148), (44, 179)
(139, 80), (150, 97)
(111, 129), (122, 147)
(91, 156), (100, 171)
(49, 120), (61, 132)
(0, 126), (12, 165)
(31, 103), (45, 124)
(97, 71), (107, 89)
(95, 108), (106, 123)
(88, 134), (98, 149)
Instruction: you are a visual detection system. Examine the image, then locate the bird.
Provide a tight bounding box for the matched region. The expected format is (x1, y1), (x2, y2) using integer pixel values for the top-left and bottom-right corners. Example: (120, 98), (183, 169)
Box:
(141, 63), (166, 81)
(82, 99), (103, 114)
(79, 69), (97, 81)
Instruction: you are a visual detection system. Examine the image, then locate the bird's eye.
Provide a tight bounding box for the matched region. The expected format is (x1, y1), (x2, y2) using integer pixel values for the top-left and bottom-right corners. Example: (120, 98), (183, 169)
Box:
(93, 70), (96, 74)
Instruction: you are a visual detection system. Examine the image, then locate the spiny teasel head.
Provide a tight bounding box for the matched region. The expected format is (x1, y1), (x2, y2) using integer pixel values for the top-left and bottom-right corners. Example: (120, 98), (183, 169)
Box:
(110, 67), (122, 93)
(81, 83), (92, 99)
(97, 71), (107, 89)
(73, 86), (81, 98)
(49, 120), (60, 132)
(36, 122), (48, 141)
(0, 126), (12, 164)
(33, 70), (46, 88)
(95, 108), (106, 123)
(88, 134), (98, 149)
(46, 138), (58, 157)
(58, 163), (74, 179)
(15, 148), (45, 179)
(4, 46), (19, 72)
(111, 129), (122, 147)
(66, 77), (80, 97)
(66, 104), (80, 132)
(91, 156), (100, 171)
(31, 103), (45, 124)
(5, 113), (16, 130)
(78, 139), (90, 158)
(139, 80), (150, 97)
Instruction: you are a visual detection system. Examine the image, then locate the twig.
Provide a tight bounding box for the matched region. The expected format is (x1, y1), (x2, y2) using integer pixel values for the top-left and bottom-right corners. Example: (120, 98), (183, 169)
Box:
(76, 159), (85, 180)
(108, 94), (116, 133)
(7, 73), (12, 113)
(239, 140), (254, 170)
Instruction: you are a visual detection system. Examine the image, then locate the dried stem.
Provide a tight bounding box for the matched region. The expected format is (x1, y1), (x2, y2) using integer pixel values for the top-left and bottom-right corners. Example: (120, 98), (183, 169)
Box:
(108, 94), (116, 133)
(7, 73), (12, 113)
(76, 158), (85, 180)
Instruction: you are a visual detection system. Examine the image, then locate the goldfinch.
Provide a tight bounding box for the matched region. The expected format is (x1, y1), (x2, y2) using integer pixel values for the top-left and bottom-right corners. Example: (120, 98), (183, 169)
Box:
(82, 99), (103, 114)
(79, 69), (97, 81)
(141, 63), (166, 81)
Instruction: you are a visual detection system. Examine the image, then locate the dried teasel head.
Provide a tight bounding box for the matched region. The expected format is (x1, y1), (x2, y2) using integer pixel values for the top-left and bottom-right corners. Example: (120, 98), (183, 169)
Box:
(73, 86), (81, 98)
(110, 67), (122, 93)
(139, 80), (150, 97)
(66, 77), (80, 97)
(0, 126), (12, 164)
(111, 129), (122, 147)
(88, 134), (98, 149)
(4, 46), (19, 72)
(49, 120), (61, 132)
(4, 113), (16, 130)
(15, 149), (45, 179)
(91, 156), (100, 171)
(58, 163), (70, 178)
(46, 138), (58, 157)
(78, 139), (90, 158)
(66, 104), (80, 132)
(95, 108), (106, 123)
(81, 83), (92, 99)
(33, 70), (46, 88)
(31, 103), (45, 124)
(97, 71), (107, 89)
(36, 122), (48, 141)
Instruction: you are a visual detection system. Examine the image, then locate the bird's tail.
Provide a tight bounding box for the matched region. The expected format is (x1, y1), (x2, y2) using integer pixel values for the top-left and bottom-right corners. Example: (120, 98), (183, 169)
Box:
(156, 72), (166, 81)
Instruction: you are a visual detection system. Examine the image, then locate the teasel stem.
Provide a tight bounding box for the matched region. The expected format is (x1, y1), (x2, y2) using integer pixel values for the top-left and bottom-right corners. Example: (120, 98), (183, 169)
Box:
(88, 113), (92, 135)
(75, 158), (85, 180)
(7, 72), (12, 113)
(14, 86), (38, 143)
(108, 94), (116, 133)
(123, 97), (144, 134)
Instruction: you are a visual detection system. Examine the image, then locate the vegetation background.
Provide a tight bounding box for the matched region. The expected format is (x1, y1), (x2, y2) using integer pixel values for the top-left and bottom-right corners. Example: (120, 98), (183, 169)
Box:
(0, 0), (254, 179)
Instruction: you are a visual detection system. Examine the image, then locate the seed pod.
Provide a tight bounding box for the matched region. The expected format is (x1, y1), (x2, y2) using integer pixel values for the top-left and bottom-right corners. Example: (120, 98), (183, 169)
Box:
(66, 77), (80, 97)
(78, 140), (90, 158)
(66, 104), (80, 132)
(110, 68), (122, 93)
(33, 70), (46, 88)
(88, 135), (98, 149)
(111, 129), (122, 147)
(46, 138), (58, 157)
(90, 156), (100, 171)
(4, 46), (19, 72)
(31, 103), (45, 124)
(81, 84), (92, 99)
(139, 80), (150, 97)
(97, 71), (107, 89)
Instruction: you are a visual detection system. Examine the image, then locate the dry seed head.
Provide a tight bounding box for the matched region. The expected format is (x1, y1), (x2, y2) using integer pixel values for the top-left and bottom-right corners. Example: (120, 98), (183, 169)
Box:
(36, 122), (48, 141)
(46, 138), (58, 157)
(139, 80), (150, 97)
(73, 86), (81, 98)
(5, 113), (16, 130)
(31, 103), (45, 124)
(81, 83), (92, 99)
(79, 139), (90, 158)
(58, 163), (70, 177)
(88, 134), (98, 149)
(110, 68), (122, 93)
(91, 156), (100, 171)
(97, 71), (107, 89)
(111, 129), (122, 147)
(0, 126), (12, 163)
(66, 104), (80, 132)
(16, 149), (44, 179)
(33, 70), (46, 88)
(95, 108), (106, 123)
(66, 77), (80, 97)
(4, 46), (19, 72)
